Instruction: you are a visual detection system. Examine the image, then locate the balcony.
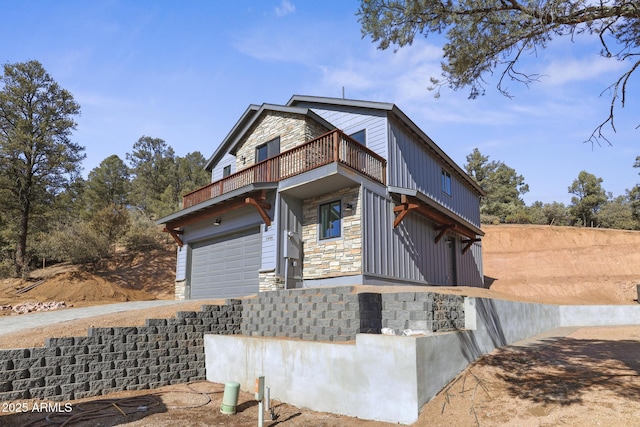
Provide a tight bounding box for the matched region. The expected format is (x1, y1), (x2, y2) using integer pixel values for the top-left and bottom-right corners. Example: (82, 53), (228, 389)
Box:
(182, 129), (387, 209)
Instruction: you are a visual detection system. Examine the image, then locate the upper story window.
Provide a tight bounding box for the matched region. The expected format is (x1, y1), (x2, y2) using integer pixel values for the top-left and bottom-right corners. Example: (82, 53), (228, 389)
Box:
(256, 137), (280, 163)
(223, 165), (231, 177)
(319, 200), (341, 240)
(442, 169), (452, 196)
(349, 129), (366, 145)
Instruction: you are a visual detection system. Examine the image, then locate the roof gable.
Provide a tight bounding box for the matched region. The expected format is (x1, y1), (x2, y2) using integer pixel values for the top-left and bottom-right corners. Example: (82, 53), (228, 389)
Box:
(288, 95), (484, 196)
(204, 103), (335, 171)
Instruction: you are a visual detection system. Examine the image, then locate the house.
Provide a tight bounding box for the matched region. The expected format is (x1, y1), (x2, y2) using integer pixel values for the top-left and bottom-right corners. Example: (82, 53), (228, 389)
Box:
(157, 95), (486, 300)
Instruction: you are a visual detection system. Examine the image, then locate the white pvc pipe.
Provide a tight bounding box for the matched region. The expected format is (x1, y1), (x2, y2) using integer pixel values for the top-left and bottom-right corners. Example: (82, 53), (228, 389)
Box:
(265, 387), (270, 413)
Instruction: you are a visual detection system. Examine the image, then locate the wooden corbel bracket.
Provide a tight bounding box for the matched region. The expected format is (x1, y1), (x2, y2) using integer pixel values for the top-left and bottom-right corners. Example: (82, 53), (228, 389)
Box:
(163, 227), (184, 247)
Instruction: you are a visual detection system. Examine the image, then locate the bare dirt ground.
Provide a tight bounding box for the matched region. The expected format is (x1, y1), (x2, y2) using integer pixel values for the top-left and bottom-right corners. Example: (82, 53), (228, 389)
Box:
(482, 224), (640, 305)
(1, 225), (640, 426)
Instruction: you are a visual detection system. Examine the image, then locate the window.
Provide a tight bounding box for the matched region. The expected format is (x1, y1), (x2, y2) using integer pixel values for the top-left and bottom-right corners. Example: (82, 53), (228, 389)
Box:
(319, 201), (341, 240)
(442, 169), (452, 196)
(256, 137), (280, 163)
(349, 129), (366, 145)
(223, 165), (231, 177)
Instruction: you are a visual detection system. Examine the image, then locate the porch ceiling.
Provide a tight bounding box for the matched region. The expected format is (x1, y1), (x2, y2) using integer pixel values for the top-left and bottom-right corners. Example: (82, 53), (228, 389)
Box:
(278, 163), (369, 199)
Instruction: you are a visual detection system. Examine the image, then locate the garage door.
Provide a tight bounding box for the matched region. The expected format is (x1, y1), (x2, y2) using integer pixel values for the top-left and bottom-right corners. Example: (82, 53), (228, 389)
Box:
(190, 227), (261, 299)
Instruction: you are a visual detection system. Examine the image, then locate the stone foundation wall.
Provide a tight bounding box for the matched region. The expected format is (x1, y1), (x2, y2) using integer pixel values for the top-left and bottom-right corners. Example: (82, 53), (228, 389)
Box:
(174, 280), (187, 300)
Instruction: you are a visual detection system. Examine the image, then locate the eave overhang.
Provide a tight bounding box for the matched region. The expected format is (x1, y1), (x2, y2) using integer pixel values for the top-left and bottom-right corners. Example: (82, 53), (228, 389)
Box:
(156, 183), (277, 247)
(389, 186), (484, 252)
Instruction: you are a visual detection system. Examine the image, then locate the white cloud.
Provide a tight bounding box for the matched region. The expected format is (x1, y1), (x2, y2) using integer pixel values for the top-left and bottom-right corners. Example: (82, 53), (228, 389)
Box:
(541, 56), (625, 85)
(317, 41), (442, 102)
(275, 0), (295, 17)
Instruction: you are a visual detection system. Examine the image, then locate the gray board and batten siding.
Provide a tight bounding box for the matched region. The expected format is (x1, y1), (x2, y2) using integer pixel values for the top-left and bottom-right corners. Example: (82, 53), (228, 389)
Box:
(291, 97), (482, 228)
(387, 116), (481, 227)
(293, 102), (389, 160)
(362, 187), (484, 287)
(292, 98), (483, 287)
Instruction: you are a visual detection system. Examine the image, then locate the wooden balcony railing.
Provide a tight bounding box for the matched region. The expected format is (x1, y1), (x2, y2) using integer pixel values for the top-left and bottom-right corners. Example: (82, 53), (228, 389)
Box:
(182, 129), (387, 209)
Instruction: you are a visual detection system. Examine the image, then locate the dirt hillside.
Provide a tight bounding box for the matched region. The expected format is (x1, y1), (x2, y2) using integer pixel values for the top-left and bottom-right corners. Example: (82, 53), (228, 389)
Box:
(2, 225), (639, 312)
(0, 248), (175, 314)
(483, 224), (640, 305)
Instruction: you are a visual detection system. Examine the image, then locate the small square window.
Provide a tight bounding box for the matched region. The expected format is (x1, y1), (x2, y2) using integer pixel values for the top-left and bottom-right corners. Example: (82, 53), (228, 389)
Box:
(256, 137), (280, 163)
(319, 201), (341, 240)
(349, 129), (366, 145)
(442, 169), (452, 196)
(223, 165), (231, 177)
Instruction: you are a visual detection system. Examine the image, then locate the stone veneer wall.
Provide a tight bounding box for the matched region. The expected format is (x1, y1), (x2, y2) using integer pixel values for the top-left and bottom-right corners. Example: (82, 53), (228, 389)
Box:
(0, 288), (465, 402)
(258, 270), (281, 293)
(174, 280), (187, 300)
(234, 111), (330, 171)
(301, 186), (362, 279)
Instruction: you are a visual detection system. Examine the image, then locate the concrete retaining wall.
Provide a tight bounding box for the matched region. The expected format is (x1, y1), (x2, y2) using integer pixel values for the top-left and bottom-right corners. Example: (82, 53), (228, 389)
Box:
(205, 297), (640, 425)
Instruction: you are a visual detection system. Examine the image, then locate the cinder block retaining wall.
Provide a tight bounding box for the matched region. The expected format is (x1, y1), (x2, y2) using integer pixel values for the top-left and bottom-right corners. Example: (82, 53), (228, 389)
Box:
(0, 287), (465, 402)
(0, 301), (243, 401)
(241, 286), (465, 340)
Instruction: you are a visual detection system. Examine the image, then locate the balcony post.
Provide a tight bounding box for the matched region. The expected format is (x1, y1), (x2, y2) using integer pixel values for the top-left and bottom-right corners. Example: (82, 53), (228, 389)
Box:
(333, 131), (339, 162)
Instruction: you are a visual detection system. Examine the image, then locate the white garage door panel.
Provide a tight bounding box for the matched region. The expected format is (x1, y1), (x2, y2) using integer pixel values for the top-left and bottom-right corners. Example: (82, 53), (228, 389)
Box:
(190, 227), (261, 299)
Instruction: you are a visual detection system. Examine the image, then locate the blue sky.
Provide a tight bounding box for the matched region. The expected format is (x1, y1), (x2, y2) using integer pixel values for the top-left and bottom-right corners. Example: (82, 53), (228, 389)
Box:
(2, 0), (638, 205)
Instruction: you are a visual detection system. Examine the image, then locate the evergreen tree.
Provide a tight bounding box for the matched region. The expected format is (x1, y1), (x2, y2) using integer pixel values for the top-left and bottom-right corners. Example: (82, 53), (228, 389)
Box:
(84, 155), (131, 217)
(0, 60), (83, 277)
(568, 171), (607, 227)
(358, 0), (640, 142)
(127, 136), (176, 217)
(464, 148), (529, 222)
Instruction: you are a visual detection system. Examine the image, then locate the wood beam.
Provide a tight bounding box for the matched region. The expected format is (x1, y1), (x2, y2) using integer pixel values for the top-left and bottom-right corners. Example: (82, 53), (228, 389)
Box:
(163, 227), (184, 247)
(393, 195), (420, 228)
(462, 238), (481, 254)
(393, 207), (411, 228)
(164, 191), (274, 240)
(246, 196), (272, 226)
(166, 197), (248, 230)
(392, 194), (480, 240)
(435, 224), (454, 244)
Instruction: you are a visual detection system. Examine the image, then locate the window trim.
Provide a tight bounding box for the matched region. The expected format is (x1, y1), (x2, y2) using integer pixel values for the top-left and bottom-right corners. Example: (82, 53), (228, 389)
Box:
(441, 169), (452, 197)
(318, 200), (342, 241)
(222, 165), (231, 178)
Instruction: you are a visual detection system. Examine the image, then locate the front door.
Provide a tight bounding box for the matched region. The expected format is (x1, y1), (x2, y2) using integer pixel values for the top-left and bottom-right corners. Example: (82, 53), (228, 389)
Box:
(445, 235), (457, 285)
